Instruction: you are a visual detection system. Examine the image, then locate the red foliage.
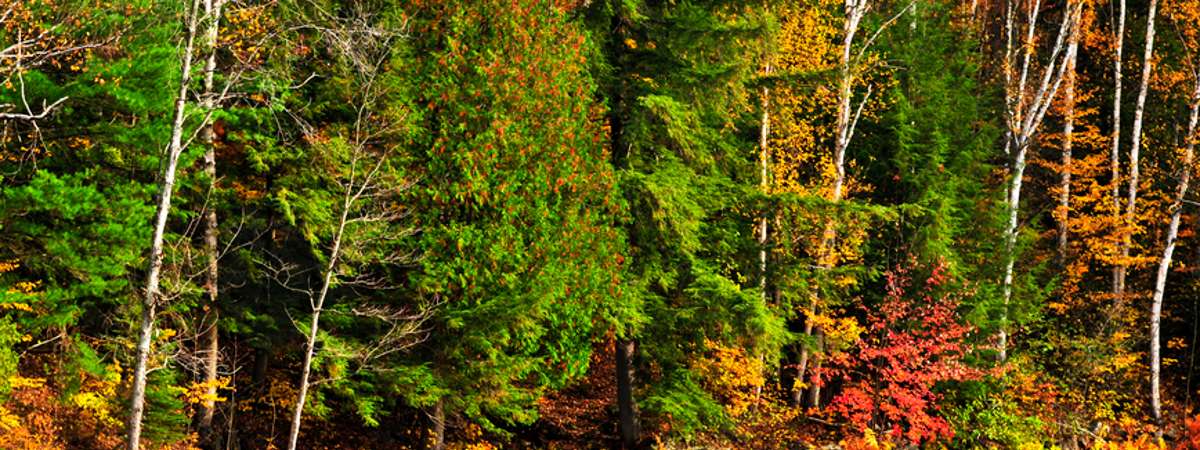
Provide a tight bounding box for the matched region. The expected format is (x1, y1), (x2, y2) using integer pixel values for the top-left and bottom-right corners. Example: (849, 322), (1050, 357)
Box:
(1177, 415), (1200, 450)
(826, 260), (982, 445)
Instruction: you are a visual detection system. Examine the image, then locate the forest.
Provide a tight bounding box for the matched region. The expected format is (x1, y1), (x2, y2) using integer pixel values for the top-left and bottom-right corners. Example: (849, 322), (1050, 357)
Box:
(4, 0), (1200, 448)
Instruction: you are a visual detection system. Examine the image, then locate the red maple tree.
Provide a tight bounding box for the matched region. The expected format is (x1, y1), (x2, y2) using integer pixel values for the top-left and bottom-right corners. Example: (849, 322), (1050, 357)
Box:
(826, 260), (983, 445)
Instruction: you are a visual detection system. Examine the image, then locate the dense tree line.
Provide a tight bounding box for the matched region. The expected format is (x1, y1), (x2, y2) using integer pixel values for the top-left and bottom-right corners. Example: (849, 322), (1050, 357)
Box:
(3, 0), (1200, 448)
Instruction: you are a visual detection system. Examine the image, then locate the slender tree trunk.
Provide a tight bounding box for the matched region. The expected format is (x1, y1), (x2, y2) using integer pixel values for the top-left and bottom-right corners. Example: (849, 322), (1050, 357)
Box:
(1111, 0), (1127, 294)
(756, 67), (771, 407)
(1148, 77), (1199, 440)
(807, 331), (824, 408)
(197, 0), (224, 443)
(431, 398), (445, 450)
(616, 338), (639, 448)
(128, 2), (200, 447)
(999, 0), (1041, 363)
(799, 0), (862, 404)
(606, 5), (638, 439)
(998, 0), (1078, 361)
(1117, 0), (1159, 294)
(758, 71), (770, 315)
(286, 194), (351, 450)
(999, 136), (1027, 363)
(1058, 22), (1078, 263)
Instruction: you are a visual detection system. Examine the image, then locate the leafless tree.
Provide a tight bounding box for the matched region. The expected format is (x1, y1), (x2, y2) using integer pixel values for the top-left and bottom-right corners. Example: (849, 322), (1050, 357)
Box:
(0, 0), (117, 151)
(257, 8), (423, 449)
(196, 0), (227, 443)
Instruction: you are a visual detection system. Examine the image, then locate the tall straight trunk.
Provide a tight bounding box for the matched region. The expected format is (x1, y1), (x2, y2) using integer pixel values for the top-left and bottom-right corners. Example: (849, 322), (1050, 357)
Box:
(1111, 0), (1127, 293)
(1116, 0), (1160, 294)
(128, 2), (201, 448)
(606, 5), (639, 438)
(756, 67), (771, 406)
(1057, 22), (1078, 262)
(998, 0), (1078, 361)
(286, 192), (351, 450)
(999, 0), (1042, 363)
(798, 0), (863, 405)
(999, 136), (1028, 362)
(758, 69), (770, 313)
(616, 339), (639, 448)
(1149, 77), (1199, 439)
(197, 0), (224, 442)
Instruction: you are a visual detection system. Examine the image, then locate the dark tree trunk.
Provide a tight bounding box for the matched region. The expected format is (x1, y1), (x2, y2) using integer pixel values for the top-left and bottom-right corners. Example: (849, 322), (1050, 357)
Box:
(616, 339), (640, 448)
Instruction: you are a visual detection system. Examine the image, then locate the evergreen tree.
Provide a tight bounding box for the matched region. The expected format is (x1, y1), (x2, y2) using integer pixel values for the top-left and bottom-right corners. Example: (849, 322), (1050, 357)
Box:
(399, 0), (628, 442)
(588, 0), (787, 443)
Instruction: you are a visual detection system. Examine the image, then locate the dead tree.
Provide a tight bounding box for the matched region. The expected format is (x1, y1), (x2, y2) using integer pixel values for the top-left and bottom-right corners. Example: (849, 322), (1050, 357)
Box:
(267, 11), (421, 450)
(126, 0), (242, 446)
(196, 0), (226, 442)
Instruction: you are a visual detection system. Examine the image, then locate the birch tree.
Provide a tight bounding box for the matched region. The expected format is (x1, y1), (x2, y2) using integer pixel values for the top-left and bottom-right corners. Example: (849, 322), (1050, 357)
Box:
(1114, 0), (1160, 295)
(1147, 76), (1197, 440)
(996, 0), (1080, 361)
(195, 0), (225, 442)
(127, 1), (208, 447)
(755, 63), (772, 407)
(1111, 0), (1127, 293)
(1057, 12), (1079, 262)
(1144, 8), (1200, 429)
(795, 0), (911, 406)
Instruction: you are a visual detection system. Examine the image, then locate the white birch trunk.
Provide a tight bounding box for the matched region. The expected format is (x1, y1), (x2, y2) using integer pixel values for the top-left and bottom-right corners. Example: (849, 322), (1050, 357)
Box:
(286, 192), (351, 450)
(755, 67), (771, 406)
(1117, 0), (1160, 294)
(1111, 0), (1127, 294)
(1057, 21), (1078, 262)
(1148, 75), (1199, 440)
(758, 68), (771, 304)
(797, 0), (863, 406)
(998, 0), (1079, 361)
(127, 1), (202, 448)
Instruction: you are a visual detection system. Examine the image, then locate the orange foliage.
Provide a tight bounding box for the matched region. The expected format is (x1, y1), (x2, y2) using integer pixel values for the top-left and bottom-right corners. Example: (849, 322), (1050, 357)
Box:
(0, 362), (124, 450)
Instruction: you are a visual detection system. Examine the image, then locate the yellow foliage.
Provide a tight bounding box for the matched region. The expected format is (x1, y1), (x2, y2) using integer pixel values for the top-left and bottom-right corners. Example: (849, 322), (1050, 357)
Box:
(692, 341), (765, 418)
(183, 377), (231, 406)
(1093, 435), (1164, 450)
(810, 312), (864, 352)
(841, 428), (895, 450)
(69, 363), (122, 428)
(8, 376), (45, 389)
(0, 405), (20, 431)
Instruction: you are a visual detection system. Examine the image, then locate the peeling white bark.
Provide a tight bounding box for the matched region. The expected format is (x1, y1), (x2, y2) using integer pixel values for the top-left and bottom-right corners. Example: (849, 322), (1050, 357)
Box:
(127, 0), (203, 447)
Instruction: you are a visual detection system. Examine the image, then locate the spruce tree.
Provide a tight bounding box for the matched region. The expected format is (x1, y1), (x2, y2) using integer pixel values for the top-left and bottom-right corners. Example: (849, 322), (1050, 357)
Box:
(587, 0), (787, 443)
